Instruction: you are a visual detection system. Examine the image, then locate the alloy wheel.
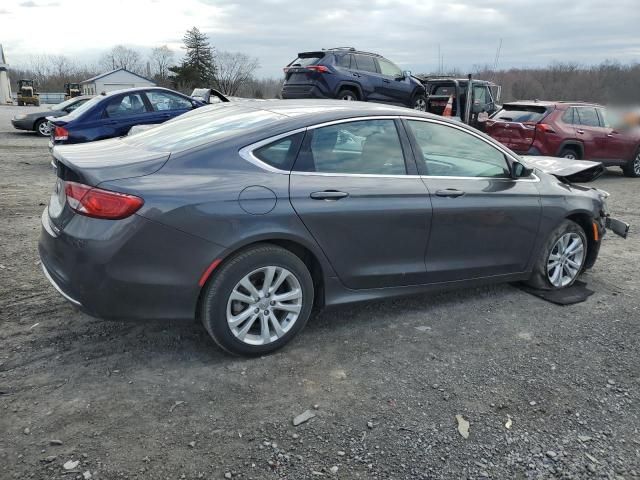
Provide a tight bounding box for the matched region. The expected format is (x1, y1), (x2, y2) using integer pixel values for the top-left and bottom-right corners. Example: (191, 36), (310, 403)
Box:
(546, 233), (585, 287)
(414, 98), (427, 111)
(634, 153), (640, 176)
(226, 266), (302, 346)
(38, 121), (51, 136)
(563, 153), (576, 160)
(341, 93), (356, 101)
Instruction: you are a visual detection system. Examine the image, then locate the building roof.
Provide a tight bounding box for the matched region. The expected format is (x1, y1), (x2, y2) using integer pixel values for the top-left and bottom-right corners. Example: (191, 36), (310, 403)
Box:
(80, 68), (155, 85)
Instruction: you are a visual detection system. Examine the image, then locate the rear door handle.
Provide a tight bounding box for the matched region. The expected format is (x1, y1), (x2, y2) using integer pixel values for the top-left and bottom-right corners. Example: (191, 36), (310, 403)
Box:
(576, 129), (585, 134)
(435, 188), (465, 198)
(310, 190), (349, 200)
(383, 79), (391, 83)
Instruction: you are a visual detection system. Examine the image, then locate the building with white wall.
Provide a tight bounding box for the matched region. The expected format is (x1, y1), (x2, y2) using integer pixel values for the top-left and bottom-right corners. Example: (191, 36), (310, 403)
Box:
(80, 68), (155, 95)
(0, 44), (12, 104)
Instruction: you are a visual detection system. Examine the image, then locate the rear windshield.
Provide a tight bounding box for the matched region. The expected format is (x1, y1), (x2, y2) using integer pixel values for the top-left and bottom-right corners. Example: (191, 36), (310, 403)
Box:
(122, 104), (285, 152)
(288, 54), (323, 67)
(492, 105), (549, 123)
(62, 96), (102, 119)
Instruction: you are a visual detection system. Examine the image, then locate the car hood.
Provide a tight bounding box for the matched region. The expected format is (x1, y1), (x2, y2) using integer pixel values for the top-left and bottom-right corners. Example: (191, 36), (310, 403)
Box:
(521, 156), (605, 183)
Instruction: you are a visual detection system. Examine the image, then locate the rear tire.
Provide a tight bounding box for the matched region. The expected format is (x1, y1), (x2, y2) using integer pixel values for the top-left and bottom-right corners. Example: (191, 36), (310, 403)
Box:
(559, 147), (580, 160)
(337, 88), (358, 101)
(199, 244), (314, 356)
(526, 220), (587, 290)
(622, 148), (640, 178)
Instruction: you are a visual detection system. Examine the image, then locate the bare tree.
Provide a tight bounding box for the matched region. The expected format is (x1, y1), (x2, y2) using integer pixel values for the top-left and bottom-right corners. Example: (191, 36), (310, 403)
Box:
(149, 45), (174, 83)
(213, 51), (259, 96)
(100, 45), (142, 73)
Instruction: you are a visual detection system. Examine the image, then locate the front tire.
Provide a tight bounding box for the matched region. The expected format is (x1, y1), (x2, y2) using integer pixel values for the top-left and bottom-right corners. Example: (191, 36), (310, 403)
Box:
(526, 220), (587, 290)
(622, 148), (640, 178)
(200, 244), (314, 356)
(412, 94), (427, 111)
(35, 119), (51, 137)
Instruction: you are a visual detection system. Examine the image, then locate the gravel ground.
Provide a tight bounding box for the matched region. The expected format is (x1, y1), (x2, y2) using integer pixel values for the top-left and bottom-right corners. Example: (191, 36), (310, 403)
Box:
(0, 104), (639, 480)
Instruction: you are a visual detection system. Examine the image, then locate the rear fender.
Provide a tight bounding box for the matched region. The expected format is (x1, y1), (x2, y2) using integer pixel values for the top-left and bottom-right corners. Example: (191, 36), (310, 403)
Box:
(335, 81), (363, 100)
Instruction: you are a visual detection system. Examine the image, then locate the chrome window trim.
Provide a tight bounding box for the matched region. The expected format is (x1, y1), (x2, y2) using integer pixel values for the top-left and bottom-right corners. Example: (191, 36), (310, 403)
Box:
(239, 114), (539, 182)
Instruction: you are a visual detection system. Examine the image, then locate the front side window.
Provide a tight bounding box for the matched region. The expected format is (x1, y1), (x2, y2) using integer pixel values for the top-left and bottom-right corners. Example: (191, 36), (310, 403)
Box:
(295, 119), (406, 175)
(353, 54), (377, 73)
(473, 86), (488, 105)
(104, 93), (148, 117)
(576, 107), (601, 127)
(253, 133), (304, 171)
(377, 58), (402, 77)
(408, 120), (510, 178)
(146, 90), (193, 111)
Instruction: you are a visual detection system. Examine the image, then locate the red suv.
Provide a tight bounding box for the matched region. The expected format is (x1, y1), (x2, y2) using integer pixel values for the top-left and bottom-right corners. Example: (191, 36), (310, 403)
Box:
(485, 101), (640, 177)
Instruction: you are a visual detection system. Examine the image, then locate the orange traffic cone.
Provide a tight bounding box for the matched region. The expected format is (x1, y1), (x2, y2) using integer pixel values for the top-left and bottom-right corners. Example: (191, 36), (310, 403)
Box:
(442, 95), (453, 117)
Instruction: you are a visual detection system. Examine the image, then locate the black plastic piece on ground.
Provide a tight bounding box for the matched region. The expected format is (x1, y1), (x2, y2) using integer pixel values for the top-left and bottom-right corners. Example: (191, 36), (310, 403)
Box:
(516, 280), (594, 305)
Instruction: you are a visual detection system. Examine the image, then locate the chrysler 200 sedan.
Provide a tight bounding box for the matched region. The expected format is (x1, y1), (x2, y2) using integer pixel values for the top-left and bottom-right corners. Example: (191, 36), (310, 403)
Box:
(39, 100), (629, 356)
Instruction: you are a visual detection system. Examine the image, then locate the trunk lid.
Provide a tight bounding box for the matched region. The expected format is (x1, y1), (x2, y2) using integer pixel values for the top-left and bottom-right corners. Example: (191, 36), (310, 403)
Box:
(284, 52), (326, 84)
(485, 104), (551, 152)
(47, 139), (169, 231)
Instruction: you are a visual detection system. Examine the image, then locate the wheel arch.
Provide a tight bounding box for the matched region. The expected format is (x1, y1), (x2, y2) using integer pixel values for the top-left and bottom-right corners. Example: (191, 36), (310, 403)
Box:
(556, 141), (584, 158)
(565, 210), (599, 268)
(33, 116), (47, 131)
(335, 82), (363, 100)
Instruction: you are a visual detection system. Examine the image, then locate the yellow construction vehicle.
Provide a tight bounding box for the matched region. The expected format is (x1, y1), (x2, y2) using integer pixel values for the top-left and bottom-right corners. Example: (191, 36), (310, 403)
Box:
(17, 79), (39, 106)
(64, 82), (81, 100)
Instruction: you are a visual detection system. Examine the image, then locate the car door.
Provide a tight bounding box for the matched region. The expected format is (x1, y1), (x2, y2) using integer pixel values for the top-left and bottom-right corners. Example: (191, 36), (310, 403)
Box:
(597, 107), (637, 163)
(376, 57), (413, 107)
(574, 106), (608, 160)
(352, 54), (386, 103)
(289, 118), (432, 289)
(144, 90), (195, 124)
(101, 92), (154, 137)
(404, 118), (541, 283)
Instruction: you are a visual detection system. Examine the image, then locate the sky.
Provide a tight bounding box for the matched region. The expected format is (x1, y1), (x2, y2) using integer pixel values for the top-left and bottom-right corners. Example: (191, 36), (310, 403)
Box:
(1, 0), (639, 78)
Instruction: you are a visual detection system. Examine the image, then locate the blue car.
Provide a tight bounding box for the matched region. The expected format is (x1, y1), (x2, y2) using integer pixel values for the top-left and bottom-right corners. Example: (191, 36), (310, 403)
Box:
(47, 87), (204, 146)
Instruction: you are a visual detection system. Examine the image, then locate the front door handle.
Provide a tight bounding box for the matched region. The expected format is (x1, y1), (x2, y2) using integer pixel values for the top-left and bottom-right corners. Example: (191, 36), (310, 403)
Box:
(435, 188), (465, 198)
(310, 190), (349, 200)
(383, 79), (390, 83)
(576, 129), (585, 134)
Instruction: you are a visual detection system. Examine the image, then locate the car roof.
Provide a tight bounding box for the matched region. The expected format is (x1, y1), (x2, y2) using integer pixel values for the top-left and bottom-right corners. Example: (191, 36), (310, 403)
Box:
(504, 100), (602, 108)
(97, 86), (186, 98)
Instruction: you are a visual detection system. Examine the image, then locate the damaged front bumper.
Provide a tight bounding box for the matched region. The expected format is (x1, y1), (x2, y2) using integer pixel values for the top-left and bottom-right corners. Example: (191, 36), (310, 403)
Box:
(605, 216), (630, 239)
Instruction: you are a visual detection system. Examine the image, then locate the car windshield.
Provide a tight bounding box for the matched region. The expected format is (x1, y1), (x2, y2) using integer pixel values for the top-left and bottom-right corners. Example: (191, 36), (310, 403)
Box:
(122, 104), (285, 152)
(50, 97), (83, 111)
(62, 96), (102, 119)
(493, 105), (549, 122)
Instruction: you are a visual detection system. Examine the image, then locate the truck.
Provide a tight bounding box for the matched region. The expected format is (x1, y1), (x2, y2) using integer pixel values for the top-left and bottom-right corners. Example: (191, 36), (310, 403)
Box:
(418, 74), (501, 129)
(17, 79), (39, 106)
(64, 83), (81, 100)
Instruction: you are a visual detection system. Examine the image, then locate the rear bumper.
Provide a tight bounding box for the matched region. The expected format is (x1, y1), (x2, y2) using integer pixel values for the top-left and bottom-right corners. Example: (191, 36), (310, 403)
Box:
(38, 208), (224, 321)
(281, 84), (329, 99)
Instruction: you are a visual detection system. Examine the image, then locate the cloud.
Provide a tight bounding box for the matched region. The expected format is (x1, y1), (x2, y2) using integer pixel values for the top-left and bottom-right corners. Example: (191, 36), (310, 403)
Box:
(19, 1), (59, 6)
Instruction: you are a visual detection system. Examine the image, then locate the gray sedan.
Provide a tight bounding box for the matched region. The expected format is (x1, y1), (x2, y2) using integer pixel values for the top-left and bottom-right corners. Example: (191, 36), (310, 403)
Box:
(39, 100), (628, 356)
(11, 95), (92, 136)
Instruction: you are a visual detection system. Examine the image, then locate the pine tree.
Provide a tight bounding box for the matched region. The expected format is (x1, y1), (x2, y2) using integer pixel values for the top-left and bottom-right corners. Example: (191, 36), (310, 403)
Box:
(170, 27), (216, 90)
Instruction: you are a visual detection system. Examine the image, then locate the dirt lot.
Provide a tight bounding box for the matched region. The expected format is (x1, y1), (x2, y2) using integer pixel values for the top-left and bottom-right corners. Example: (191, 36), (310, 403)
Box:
(0, 104), (638, 480)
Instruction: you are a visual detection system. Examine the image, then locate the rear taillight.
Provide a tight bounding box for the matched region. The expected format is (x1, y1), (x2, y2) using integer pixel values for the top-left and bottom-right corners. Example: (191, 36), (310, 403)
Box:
(64, 181), (143, 220)
(306, 65), (330, 73)
(536, 123), (556, 134)
(53, 125), (68, 141)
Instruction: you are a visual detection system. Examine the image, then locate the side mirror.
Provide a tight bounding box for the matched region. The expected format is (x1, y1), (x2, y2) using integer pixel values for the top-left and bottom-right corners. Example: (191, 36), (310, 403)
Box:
(402, 70), (411, 79)
(511, 161), (533, 179)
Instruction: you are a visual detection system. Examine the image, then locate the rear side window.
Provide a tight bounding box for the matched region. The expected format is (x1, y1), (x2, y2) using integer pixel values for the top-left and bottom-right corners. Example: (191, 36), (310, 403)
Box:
(335, 54), (353, 69)
(493, 105), (548, 123)
(561, 108), (576, 124)
(294, 119), (406, 175)
(576, 107), (601, 127)
(105, 93), (148, 117)
(253, 133), (304, 171)
(353, 54), (377, 73)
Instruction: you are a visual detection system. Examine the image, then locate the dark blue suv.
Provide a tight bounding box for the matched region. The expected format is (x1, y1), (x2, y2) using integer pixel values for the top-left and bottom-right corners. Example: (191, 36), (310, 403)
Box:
(281, 48), (427, 111)
(48, 87), (203, 147)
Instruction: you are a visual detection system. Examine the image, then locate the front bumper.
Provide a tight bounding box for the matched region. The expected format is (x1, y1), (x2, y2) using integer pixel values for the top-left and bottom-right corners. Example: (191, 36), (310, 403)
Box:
(11, 118), (33, 131)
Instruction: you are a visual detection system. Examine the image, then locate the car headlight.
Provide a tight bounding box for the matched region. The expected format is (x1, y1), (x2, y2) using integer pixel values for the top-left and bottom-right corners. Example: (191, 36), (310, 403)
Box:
(13, 114), (27, 120)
